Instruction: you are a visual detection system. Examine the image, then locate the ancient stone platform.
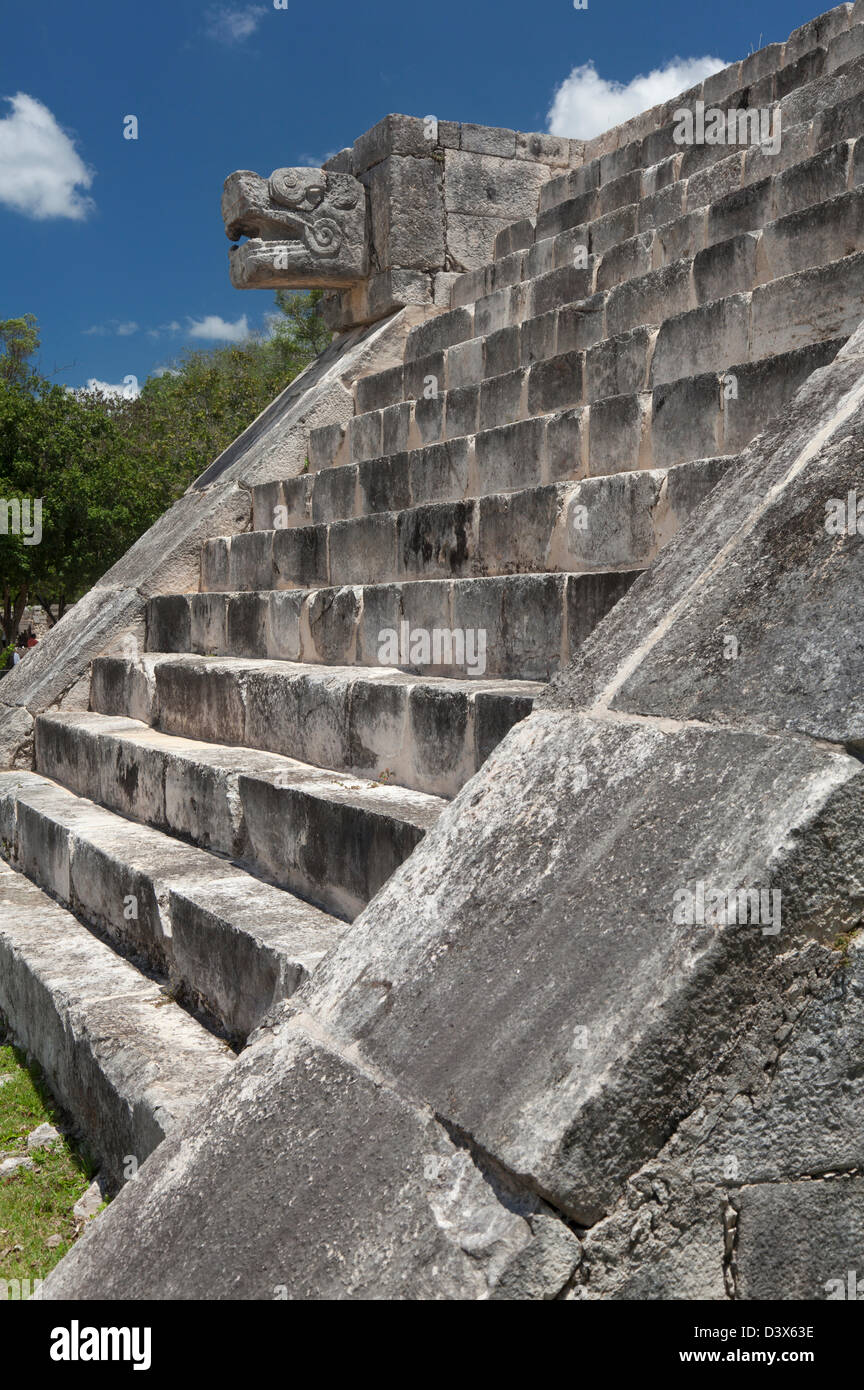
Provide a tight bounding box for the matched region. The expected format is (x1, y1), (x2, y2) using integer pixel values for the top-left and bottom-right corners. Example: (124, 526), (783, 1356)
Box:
(1, 4), (863, 1301)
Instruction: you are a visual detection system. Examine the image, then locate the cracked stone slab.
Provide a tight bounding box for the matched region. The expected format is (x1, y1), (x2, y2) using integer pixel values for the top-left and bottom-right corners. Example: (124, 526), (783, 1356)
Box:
(303, 713), (864, 1223)
(39, 1018), (580, 1301)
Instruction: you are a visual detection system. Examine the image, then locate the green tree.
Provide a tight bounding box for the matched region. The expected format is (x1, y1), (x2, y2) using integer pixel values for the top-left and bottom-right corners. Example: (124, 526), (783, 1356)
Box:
(0, 293), (329, 645)
(0, 315), (40, 385)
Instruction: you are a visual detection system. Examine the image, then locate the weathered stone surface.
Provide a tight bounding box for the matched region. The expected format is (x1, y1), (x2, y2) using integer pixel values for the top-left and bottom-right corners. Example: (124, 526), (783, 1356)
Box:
(15, 30), (864, 1303)
(571, 332), (864, 744)
(41, 1021), (580, 1301)
(299, 715), (864, 1224)
(223, 167), (369, 288)
(0, 857), (233, 1185)
(0, 769), (345, 1038)
(368, 156), (445, 272)
(93, 652), (540, 799)
(35, 711), (443, 921)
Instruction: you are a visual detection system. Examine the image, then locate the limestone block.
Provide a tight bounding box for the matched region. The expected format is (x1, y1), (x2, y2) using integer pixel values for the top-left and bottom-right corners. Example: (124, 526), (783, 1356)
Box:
(515, 131), (571, 166)
(556, 295), (608, 354)
(785, 5), (852, 68)
(596, 231), (655, 294)
(225, 593), (269, 658)
(444, 149), (547, 221)
(520, 311), (557, 367)
(485, 325), (521, 377)
(705, 179), (773, 248)
(591, 205), (639, 255)
(606, 260), (696, 339)
(358, 454), (410, 516)
(773, 140), (853, 219)
(737, 1180), (864, 1300)
(461, 124), (516, 157)
(476, 487), (561, 574)
(347, 409), (382, 463)
(188, 593), (229, 655)
(302, 716), (864, 1223)
(303, 586), (360, 665)
(368, 155), (445, 271)
(655, 209), (707, 266)
(406, 308), (473, 362)
(355, 364), (404, 414)
(585, 325), (656, 401)
(826, 21), (864, 70)
(312, 463), (358, 523)
(351, 114), (432, 173)
(750, 253), (864, 357)
(758, 187), (864, 284)
(478, 368), (525, 431)
(740, 42), (786, 88)
(474, 419), (546, 495)
(266, 591), (305, 663)
(651, 295), (751, 387)
(493, 218), (534, 259)
(397, 500), (478, 580)
(444, 384), (479, 440)
(446, 337), (485, 390)
(587, 392), (651, 475)
(40, 1023), (579, 1301)
(546, 407), (588, 482)
(651, 373), (723, 467)
(527, 350), (584, 415)
(409, 438), (470, 505)
(447, 214), (517, 271)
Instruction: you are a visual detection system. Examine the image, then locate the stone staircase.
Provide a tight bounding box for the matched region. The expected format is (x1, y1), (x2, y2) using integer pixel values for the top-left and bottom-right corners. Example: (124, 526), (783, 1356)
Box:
(3, 10), (864, 1208)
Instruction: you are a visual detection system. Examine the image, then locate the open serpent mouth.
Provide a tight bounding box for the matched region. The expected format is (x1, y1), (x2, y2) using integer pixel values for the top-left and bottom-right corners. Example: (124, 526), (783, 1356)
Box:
(220, 165), (369, 288)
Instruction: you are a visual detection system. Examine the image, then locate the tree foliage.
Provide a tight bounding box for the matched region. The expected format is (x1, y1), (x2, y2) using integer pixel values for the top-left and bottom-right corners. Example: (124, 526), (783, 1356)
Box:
(0, 292), (329, 644)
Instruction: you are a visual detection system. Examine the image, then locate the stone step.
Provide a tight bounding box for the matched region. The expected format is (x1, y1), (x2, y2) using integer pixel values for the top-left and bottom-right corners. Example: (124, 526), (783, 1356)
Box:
(329, 190), (863, 449)
(146, 571), (639, 683)
(90, 654), (541, 800)
(35, 711), (444, 921)
(210, 454), (738, 592)
(453, 134), (863, 320)
(317, 248), (861, 470)
(0, 770), (344, 1042)
(254, 417), (737, 534)
(0, 849), (234, 1185)
(394, 322), (843, 493)
(535, 35), (864, 219)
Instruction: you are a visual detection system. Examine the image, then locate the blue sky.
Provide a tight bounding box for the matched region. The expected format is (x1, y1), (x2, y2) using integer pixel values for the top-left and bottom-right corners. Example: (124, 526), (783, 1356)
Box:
(1, 0), (822, 394)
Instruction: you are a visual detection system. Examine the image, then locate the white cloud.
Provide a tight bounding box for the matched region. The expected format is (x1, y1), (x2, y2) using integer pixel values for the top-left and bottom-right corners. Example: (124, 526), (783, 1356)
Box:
(0, 92), (94, 220)
(147, 320), (182, 339)
(78, 376), (140, 400)
(84, 319), (139, 337)
(547, 56), (727, 140)
(297, 150), (339, 168)
(187, 313), (250, 342)
(206, 6), (267, 44)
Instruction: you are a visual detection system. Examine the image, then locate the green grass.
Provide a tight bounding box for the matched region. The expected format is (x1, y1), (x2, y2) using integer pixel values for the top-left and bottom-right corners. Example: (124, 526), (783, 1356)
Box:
(0, 1042), (98, 1292)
